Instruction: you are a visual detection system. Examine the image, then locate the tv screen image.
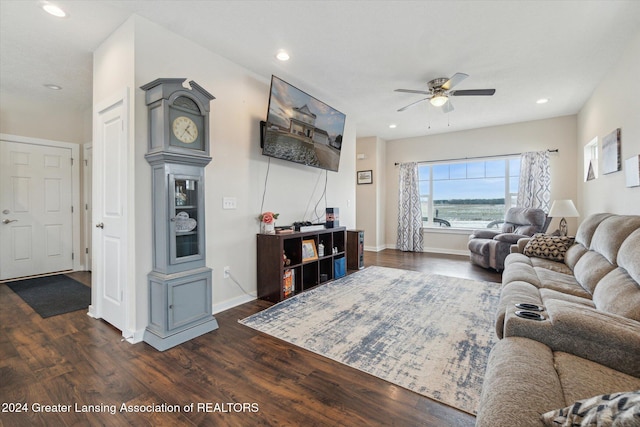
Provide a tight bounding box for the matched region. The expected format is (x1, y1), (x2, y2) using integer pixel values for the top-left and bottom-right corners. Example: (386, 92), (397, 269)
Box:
(263, 75), (346, 172)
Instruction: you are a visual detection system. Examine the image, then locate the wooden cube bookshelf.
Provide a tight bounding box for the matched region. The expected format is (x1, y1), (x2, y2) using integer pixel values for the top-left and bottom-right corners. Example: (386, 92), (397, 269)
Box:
(257, 227), (346, 303)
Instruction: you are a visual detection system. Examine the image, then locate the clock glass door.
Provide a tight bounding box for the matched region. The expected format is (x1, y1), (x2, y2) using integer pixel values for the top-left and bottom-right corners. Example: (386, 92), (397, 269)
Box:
(170, 175), (203, 263)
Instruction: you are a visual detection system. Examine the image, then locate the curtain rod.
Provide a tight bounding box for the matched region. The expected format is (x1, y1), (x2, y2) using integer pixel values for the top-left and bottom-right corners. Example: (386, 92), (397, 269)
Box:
(394, 149), (558, 166)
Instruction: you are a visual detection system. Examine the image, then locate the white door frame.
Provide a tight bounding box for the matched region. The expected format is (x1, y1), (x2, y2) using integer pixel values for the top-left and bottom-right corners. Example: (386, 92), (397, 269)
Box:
(0, 133), (81, 278)
(83, 143), (92, 271)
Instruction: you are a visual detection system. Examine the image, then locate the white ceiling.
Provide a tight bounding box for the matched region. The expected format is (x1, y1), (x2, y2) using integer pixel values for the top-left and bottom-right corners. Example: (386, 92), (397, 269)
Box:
(1, 0), (640, 140)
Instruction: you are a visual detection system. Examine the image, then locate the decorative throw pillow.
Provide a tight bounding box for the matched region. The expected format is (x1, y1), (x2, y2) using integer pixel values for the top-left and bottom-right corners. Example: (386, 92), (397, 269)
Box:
(541, 390), (640, 426)
(523, 233), (574, 262)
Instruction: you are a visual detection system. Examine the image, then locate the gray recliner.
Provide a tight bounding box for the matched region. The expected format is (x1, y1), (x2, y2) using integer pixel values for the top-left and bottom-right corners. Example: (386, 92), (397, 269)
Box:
(468, 207), (547, 272)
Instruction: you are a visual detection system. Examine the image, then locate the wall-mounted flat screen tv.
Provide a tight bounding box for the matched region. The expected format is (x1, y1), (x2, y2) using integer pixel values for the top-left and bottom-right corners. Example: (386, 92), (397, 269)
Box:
(262, 75), (346, 172)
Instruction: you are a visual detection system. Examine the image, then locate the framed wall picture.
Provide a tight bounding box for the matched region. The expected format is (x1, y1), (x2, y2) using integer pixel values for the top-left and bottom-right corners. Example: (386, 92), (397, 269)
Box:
(602, 128), (621, 175)
(625, 155), (640, 187)
(302, 239), (318, 262)
(357, 170), (373, 185)
(583, 137), (598, 181)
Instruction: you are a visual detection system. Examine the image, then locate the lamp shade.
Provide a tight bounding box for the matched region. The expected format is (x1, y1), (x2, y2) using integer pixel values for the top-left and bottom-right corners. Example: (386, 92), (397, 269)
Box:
(549, 199), (579, 218)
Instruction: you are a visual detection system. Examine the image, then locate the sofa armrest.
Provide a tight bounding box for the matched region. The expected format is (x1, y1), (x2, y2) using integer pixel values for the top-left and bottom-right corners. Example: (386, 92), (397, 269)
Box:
(476, 337), (565, 427)
(503, 299), (640, 377)
(470, 229), (500, 239)
(494, 233), (530, 244)
(512, 237), (532, 254)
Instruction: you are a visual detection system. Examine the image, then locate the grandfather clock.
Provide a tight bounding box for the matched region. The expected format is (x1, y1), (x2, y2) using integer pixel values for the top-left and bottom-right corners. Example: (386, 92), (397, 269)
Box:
(141, 78), (218, 351)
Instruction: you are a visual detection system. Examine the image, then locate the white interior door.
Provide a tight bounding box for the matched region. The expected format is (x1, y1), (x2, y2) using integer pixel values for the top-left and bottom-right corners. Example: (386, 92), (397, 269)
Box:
(92, 92), (128, 332)
(0, 141), (73, 280)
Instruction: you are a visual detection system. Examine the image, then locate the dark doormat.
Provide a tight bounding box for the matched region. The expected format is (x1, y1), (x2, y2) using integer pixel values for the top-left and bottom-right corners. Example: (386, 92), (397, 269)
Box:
(7, 274), (91, 318)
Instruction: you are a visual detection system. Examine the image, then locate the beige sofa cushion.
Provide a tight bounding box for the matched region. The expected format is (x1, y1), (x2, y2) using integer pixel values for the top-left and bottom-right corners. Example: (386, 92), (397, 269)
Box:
(574, 213), (613, 248)
(593, 268), (640, 321)
(534, 267), (591, 299)
(572, 251), (615, 294)
(617, 228), (640, 284)
(563, 243), (588, 271)
(590, 215), (640, 264)
(539, 288), (594, 307)
(553, 351), (640, 404)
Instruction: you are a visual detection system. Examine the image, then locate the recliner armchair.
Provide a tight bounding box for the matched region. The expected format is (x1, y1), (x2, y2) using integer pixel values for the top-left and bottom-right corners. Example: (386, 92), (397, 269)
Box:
(468, 207), (547, 271)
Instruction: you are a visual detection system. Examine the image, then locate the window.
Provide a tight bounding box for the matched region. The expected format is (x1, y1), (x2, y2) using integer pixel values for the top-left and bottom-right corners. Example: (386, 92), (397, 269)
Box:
(418, 156), (520, 229)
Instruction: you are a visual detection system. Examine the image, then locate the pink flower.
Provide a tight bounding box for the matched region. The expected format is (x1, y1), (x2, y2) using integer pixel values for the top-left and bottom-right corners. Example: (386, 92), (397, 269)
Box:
(259, 211), (279, 224)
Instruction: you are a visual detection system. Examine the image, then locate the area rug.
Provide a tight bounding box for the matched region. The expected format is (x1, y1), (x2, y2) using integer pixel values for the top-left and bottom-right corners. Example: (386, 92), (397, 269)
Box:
(240, 266), (500, 415)
(7, 274), (91, 318)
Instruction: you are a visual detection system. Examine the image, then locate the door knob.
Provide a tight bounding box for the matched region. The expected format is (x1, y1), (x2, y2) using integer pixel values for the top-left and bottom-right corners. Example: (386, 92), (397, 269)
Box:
(2, 219), (17, 224)
(96, 222), (104, 229)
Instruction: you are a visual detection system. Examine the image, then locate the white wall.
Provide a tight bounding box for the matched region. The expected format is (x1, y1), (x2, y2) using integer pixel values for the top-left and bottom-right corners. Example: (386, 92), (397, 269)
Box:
(94, 15), (356, 334)
(355, 136), (387, 251)
(577, 31), (640, 215)
(385, 115), (577, 254)
(0, 93), (92, 144)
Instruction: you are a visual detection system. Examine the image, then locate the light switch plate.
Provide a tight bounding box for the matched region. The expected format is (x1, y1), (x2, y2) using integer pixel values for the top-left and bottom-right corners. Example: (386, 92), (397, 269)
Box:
(222, 197), (237, 210)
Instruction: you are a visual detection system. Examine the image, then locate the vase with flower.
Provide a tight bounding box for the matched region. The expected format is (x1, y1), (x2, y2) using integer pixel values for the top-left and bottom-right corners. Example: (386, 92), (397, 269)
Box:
(259, 211), (279, 234)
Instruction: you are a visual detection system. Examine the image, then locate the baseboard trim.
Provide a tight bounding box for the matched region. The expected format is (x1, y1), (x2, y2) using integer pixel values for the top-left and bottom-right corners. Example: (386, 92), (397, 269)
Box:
(123, 327), (145, 344)
(422, 247), (470, 257)
(384, 244), (469, 257)
(213, 293), (256, 315)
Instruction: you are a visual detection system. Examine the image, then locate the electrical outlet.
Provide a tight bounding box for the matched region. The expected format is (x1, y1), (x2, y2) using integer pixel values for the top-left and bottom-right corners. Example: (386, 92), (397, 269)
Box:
(223, 266), (230, 279)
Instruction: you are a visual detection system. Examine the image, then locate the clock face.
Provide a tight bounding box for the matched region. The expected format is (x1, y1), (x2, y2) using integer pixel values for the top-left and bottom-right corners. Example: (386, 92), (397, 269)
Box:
(172, 116), (199, 144)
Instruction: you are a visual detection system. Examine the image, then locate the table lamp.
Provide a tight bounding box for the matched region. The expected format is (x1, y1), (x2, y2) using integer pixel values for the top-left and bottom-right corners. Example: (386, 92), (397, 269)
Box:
(549, 199), (579, 236)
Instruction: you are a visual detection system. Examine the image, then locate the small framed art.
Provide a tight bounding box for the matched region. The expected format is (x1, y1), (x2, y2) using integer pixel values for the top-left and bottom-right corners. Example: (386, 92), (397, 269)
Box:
(302, 239), (318, 262)
(625, 155), (640, 187)
(357, 170), (373, 185)
(602, 128), (621, 175)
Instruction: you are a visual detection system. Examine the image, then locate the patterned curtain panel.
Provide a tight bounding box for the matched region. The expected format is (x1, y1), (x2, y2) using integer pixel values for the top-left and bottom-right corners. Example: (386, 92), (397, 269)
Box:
(397, 162), (424, 252)
(517, 151), (551, 211)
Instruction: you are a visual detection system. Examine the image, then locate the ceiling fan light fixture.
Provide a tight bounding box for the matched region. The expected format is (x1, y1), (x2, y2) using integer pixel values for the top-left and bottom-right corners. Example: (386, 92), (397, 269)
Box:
(430, 95), (448, 107)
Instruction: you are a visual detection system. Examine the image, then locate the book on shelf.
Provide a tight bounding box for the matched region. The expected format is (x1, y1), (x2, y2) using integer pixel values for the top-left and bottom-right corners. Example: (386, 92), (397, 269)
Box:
(276, 227), (294, 234)
(283, 269), (295, 298)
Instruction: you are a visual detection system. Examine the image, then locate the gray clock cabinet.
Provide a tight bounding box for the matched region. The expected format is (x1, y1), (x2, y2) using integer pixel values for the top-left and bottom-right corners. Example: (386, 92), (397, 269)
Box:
(141, 78), (218, 351)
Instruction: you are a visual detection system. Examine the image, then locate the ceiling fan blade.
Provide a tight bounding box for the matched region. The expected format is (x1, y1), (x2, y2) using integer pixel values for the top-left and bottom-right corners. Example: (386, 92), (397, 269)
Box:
(441, 73), (469, 90)
(441, 100), (454, 113)
(450, 89), (496, 96)
(397, 97), (430, 112)
(395, 88), (432, 95)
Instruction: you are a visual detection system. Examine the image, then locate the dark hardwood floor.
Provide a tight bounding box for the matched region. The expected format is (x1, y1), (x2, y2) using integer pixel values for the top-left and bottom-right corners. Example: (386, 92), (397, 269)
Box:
(0, 251), (500, 427)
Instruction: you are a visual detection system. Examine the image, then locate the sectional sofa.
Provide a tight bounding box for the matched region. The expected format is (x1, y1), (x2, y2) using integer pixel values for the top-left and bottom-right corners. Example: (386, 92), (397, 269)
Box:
(476, 213), (640, 426)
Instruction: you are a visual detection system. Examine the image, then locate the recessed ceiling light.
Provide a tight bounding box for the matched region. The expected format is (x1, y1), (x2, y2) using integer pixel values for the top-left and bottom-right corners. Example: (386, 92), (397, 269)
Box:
(42, 2), (67, 18)
(275, 50), (290, 61)
(44, 83), (62, 90)
(389, 124), (397, 129)
(536, 98), (549, 104)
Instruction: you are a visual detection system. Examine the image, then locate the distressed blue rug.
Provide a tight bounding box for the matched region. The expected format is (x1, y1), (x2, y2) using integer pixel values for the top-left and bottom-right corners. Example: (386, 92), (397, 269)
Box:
(240, 266), (500, 414)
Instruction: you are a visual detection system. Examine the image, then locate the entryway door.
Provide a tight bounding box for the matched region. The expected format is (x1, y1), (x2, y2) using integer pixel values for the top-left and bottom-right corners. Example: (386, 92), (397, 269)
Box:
(0, 140), (73, 280)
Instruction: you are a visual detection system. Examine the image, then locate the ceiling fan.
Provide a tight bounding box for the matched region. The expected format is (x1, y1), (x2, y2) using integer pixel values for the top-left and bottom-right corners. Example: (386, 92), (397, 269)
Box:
(395, 73), (495, 113)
